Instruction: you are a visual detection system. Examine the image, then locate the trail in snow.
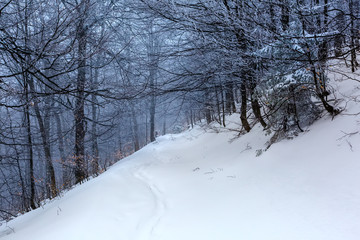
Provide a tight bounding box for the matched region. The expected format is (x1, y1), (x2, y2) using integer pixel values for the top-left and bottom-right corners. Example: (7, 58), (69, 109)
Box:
(0, 147), (168, 240)
(133, 164), (167, 240)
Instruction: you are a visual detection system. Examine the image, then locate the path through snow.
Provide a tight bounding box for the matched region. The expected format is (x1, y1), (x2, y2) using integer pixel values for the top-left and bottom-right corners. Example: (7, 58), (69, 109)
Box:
(0, 144), (171, 240)
(133, 163), (167, 240)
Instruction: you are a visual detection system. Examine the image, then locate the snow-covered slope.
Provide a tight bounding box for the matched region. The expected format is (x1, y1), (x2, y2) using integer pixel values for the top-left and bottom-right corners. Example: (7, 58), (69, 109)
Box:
(1, 67), (360, 240)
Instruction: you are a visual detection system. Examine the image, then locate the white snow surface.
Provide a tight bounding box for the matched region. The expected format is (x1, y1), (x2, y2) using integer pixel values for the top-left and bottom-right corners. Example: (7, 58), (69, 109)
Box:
(1, 66), (360, 240)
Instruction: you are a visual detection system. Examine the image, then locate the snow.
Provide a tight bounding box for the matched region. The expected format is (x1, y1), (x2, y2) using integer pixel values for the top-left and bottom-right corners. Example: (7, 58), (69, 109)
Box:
(1, 64), (360, 239)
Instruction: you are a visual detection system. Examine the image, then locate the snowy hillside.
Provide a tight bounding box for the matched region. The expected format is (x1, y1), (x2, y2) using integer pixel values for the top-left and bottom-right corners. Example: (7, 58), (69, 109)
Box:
(1, 67), (360, 240)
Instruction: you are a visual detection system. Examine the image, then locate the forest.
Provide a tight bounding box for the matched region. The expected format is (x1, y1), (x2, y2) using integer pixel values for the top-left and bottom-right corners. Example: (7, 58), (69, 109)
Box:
(0, 0), (358, 220)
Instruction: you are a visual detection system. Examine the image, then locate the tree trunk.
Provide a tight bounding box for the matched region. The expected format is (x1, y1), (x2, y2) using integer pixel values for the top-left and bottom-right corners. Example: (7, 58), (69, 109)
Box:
(74, 16), (87, 183)
(214, 85), (222, 126)
(269, 1), (276, 34)
(149, 92), (156, 142)
(349, 0), (358, 72)
(22, 0), (35, 208)
(240, 81), (251, 132)
(225, 81), (235, 114)
(14, 139), (27, 211)
(145, 111), (149, 142)
(24, 96), (36, 209)
(319, 0), (328, 62)
(190, 109), (194, 128)
(90, 62), (99, 175)
(147, 21), (159, 143)
(334, 2), (345, 57)
(162, 118), (166, 135)
(204, 87), (212, 124)
(280, 0), (290, 31)
(250, 94), (267, 128)
(54, 107), (70, 189)
(130, 104), (140, 152)
(43, 84), (53, 193)
(311, 68), (339, 115)
(220, 84), (226, 127)
(248, 65), (267, 128)
(149, 58), (156, 142)
(28, 78), (57, 198)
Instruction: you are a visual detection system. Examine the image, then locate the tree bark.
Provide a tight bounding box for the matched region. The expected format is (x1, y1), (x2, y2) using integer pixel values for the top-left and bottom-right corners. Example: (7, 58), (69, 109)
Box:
(74, 16), (87, 183)
(149, 92), (156, 142)
(54, 107), (70, 189)
(90, 62), (99, 175)
(349, 0), (358, 72)
(334, 2), (345, 57)
(280, 0), (290, 31)
(240, 81), (251, 132)
(204, 87), (212, 124)
(214, 85), (222, 126)
(147, 21), (159, 143)
(130, 104), (140, 151)
(225, 81), (236, 114)
(23, 0), (36, 208)
(24, 94), (36, 209)
(28, 78), (57, 198)
(250, 94), (267, 128)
